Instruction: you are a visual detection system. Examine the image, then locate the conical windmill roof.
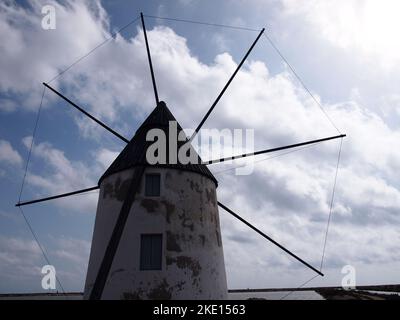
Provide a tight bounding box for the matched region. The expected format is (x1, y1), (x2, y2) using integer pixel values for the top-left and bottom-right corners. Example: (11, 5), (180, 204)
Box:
(99, 101), (218, 186)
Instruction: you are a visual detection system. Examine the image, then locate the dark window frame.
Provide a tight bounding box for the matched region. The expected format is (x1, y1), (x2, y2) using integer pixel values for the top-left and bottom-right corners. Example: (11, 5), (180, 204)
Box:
(140, 233), (163, 271)
(145, 173), (161, 197)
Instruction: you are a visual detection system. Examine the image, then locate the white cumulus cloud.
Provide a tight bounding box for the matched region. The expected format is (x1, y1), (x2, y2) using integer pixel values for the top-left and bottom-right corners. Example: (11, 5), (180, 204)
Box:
(0, 139), (22, 166)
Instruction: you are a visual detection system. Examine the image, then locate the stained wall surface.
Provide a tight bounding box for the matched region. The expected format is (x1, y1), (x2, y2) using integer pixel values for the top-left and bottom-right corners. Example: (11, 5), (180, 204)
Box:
(84, 167), (227, 299)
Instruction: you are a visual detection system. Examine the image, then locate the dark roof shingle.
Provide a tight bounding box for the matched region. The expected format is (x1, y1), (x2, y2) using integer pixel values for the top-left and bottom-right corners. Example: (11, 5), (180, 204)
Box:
(99, 101), (218, 186)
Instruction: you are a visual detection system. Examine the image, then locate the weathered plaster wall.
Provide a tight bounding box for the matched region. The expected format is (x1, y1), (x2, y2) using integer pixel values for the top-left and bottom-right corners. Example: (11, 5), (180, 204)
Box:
(84, 167), (227, 300)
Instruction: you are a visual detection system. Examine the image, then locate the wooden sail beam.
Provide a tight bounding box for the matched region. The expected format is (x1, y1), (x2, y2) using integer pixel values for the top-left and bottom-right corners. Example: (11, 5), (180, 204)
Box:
(218, 202), (324, 276)
(141, 12), (159, 105)
(15, 186), (100, 207)
(204, 134), (346, 165)
(89, 166), (145, 300)
(43, 83), (129, 143)
(189, 27), (265, 142)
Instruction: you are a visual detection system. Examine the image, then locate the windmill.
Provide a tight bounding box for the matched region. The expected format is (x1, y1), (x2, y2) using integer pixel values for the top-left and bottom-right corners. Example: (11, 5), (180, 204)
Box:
(16, 13), (346, 299)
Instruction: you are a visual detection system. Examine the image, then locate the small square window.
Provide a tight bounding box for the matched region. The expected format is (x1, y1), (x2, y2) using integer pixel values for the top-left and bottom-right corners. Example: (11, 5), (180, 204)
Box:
(140, 234), (162, 270)
(145, 173), (160, 197)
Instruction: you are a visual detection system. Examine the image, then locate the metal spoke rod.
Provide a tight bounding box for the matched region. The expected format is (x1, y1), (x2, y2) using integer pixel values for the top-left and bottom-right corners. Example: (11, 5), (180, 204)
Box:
(190, 27), (265, 142)
(15, 186), (99, 207)
(43, 83), (129, 143)
(204, 134), (346, 165)
(89, 166), (145, 299)
(218, 202), (324, 276)
(141, 12), (159, 105)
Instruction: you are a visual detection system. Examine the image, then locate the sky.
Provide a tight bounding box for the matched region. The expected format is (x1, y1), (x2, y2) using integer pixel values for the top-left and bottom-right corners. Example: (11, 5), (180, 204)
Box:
(1, 0), (400, 294)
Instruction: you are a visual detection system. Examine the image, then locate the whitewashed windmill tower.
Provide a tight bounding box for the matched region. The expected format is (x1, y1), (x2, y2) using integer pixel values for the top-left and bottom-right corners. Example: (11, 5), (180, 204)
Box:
(16, 12), (345, 300)
(83, 101), (228, 299)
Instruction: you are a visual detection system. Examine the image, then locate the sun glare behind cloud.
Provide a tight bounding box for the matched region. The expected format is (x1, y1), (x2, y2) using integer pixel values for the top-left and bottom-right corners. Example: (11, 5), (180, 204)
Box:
(285, 0), (400, 68)
(360, 0), (400, 66)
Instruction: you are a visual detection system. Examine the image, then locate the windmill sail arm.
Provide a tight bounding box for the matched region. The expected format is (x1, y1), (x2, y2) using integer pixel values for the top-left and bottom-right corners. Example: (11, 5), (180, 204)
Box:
(190, 27), (265, 141)
(141, 12), (159, 105)
(15, 186), (100, 207)
(43, 83), (129, 143)
(218, 201), (324, 277)
(89, 166), (146, 299)
(204, 134), (346, 165)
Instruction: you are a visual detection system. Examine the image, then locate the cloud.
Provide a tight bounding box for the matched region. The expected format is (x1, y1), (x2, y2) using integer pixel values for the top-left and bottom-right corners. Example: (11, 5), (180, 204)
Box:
(19, 136), (122, 215)
(0, 234), (91, 293)
(281, 0), (400, 69)
(0, 236), (43, 287)
(0, 98), (17, 112)
(94, 148), (119, 171)
(0, 236), (41, 264)
(0, 139), (22, 166)
(0, 210), (22, 223)
(21, 136), (100, 213)
(52, 237), (90, 268)
(0, 0), (108, 110)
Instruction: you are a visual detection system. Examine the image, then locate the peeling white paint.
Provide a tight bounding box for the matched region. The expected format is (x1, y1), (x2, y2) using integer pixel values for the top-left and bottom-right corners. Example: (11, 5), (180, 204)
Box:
(84, 167), (227, 299)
